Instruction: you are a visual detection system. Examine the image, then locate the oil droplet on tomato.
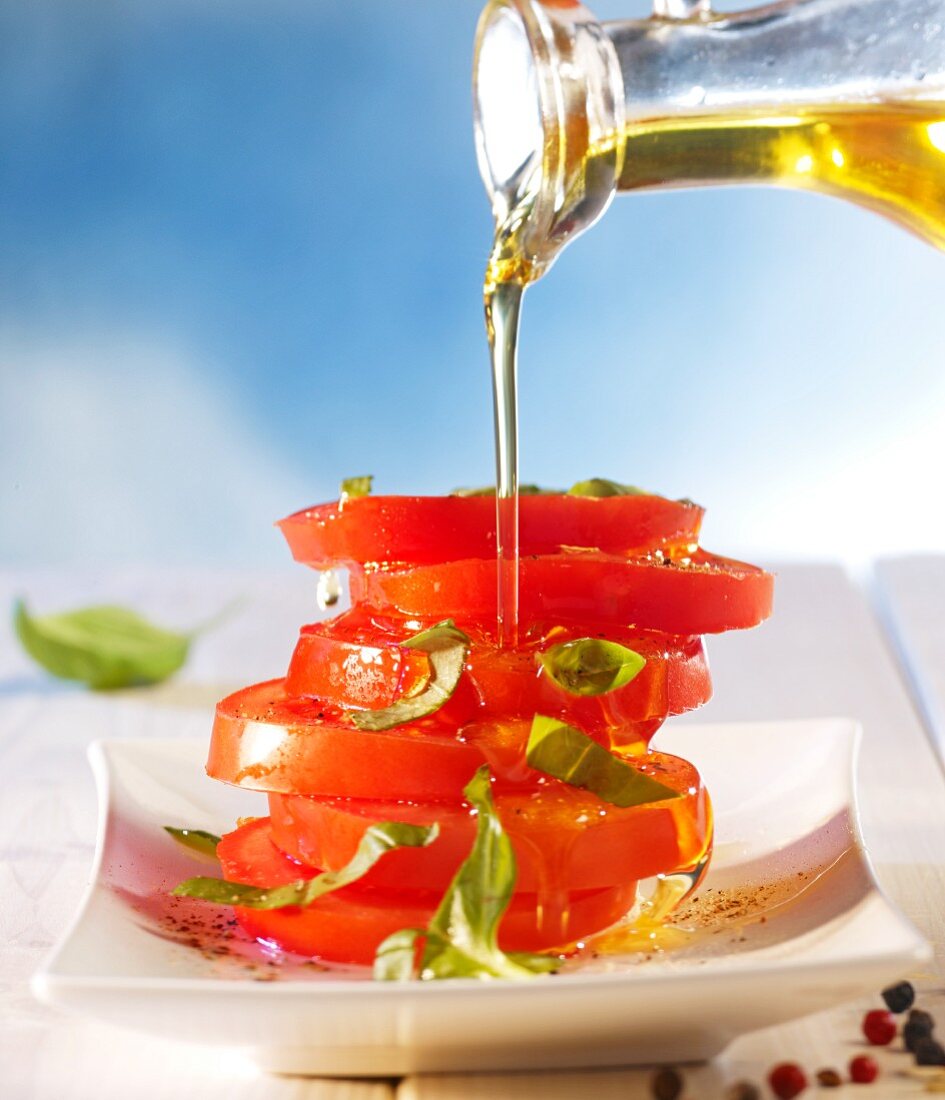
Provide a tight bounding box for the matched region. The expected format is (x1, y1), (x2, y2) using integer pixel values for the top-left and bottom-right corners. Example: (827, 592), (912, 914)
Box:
(316, 569), (341, 610)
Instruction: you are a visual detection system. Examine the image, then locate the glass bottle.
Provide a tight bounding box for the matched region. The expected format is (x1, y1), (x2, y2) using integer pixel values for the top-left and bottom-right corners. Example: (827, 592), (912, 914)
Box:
(474, 0), (945, 280)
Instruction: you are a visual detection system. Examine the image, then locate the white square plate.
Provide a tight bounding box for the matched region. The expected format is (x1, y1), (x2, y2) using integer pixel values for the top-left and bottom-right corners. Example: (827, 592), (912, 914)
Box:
(32, 718), (929, 1077)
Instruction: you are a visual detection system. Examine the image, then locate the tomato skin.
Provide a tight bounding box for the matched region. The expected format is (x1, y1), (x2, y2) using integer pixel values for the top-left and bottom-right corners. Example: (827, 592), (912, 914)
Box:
(218, 817), (639, 962)
(279, 494), (704, 568)
(268, 750), (710, 893)
(351, 550), (773, 635)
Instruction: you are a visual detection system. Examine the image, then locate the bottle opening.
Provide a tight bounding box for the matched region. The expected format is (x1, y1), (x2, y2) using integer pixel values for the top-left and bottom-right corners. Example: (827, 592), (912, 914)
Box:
(473, 5), (544, 223)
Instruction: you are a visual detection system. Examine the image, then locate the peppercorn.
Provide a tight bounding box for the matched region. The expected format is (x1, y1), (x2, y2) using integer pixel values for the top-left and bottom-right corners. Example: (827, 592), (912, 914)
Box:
(910, 1009), (936, 1033)
(816, 1068), (843, 1087)
(905, 1010), (936, 1051)
(849, 1054), (880, 1083)
(914, 1037), (945, 1066)
(650, 1066), (683, 1100)
(768, 1062), (808, 1099)
(862, 1009), (897, 1046)
(725, 1083), (760, 1100)
(881, 981), (915, 1014)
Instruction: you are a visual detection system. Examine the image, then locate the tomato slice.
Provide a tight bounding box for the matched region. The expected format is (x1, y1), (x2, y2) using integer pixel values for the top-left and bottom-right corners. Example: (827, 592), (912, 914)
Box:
(218, 817), (640, 962)
(284, 625), (432, 710)
(285, 612), (711, 738)
(279, 493), (703, 567)
(268, 750), (710, 893)
(208, 680), (669, 798)
(351, 550), (773, 634)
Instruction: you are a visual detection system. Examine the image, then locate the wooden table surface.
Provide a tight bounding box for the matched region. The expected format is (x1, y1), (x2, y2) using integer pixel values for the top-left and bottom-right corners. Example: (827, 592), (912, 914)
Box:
(2, 561), (944, 1099)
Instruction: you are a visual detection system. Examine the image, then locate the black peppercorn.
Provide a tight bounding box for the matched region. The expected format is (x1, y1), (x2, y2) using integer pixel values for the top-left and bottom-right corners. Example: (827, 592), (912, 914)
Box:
(914, 1037), (945, 1066)
(881, 980), (916, 1014)
(904, 1009), (936, 1051)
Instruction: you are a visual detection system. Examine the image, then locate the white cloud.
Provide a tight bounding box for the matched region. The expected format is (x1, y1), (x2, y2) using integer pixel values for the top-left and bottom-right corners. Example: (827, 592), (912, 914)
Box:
(0, 331), (320, 564)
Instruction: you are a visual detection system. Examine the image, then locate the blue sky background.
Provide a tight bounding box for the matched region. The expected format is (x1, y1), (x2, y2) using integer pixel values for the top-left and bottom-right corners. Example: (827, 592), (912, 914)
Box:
(2, 0), (944, 568)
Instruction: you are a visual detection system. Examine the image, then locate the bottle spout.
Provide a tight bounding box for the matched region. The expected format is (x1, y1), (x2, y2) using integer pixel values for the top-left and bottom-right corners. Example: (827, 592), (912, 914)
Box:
(652, 0), (711, 20)
(473, 0), (626, 283)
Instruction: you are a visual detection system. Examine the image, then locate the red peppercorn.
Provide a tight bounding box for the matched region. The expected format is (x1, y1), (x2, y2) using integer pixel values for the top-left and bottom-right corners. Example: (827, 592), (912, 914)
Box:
(849, 1055), (880, 1083)
(768, 1062), (808, 1098)
(862, 1009), (897, 1046)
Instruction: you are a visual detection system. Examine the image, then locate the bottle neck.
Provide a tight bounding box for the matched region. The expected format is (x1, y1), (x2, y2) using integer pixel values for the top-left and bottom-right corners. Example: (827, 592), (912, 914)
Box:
(606, 0), (945, 129)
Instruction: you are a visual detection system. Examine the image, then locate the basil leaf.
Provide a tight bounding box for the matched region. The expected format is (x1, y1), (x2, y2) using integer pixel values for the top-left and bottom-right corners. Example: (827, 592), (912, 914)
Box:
(414, 767), (557, 980)
(373, 927), (425, 981)
(349, 620), (470, 732)
(340, 475), (373, 499)
(567, 478), (645, 498)
(539, 638), (646, 697)
(527, 715), (680, 808)
(450, 484), (559, 497)
(164, 827), (221, 858)
(14, 600), (190, 689)
(173, 820), (439, 909)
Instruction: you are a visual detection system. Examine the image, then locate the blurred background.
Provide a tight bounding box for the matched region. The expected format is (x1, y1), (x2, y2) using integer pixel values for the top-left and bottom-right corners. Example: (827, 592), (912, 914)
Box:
(2, 0), (944, 571)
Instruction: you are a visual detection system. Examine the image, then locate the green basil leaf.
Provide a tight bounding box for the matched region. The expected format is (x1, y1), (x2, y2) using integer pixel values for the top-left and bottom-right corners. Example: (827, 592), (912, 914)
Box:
(567, 478), (645, 498)
(539, 638), (646, 697)
(450, 484), (559, 497)
(14, 600), (190, 690)
(349, 620), (470, 732)
(173, 820), (439, 909)
(340, 475), (373, 499)
(527, 715), (681, 808)
(413, 767), (557, 980)
(373, 927), (425, 981)
(164, 827), (221, 858)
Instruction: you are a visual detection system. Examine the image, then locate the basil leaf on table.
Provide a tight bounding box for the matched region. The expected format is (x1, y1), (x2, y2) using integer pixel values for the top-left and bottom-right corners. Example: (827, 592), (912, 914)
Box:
(374, 767), (559, 981)
(567, 478), (645, 498)
(527, 715), (681, 808)
(164, 827), (222, 858)
(340, 475), (373, 499)
(173, 821), (439, 909)
(539, 637), (646, 697)
(14, 600), (191, 689)
(348, 620), (470, 732)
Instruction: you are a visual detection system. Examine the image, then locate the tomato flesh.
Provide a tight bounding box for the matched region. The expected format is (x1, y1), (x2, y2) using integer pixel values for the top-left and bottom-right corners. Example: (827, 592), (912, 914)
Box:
(351, 551), (773, 635)
(219, 817), (639, 962)
(268, 750), (710, 893)
(208, 678), (685, 798)
(279, 493), (704, 567)
(284, 610), (711, 740)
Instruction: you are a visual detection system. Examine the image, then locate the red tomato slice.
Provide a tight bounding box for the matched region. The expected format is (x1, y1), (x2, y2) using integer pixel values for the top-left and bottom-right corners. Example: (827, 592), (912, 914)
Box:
(218, 817), (640, 962)
(279, 493), (703, 567)
(285, 612), (711, 738)
(268, 750), (710, 893)
(207, 680), (669, 799)
(284, 625), (431, 710)
(351, 550), (773, 634)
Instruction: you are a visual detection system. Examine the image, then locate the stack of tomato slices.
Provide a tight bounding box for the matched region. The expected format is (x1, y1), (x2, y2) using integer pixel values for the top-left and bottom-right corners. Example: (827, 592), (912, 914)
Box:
(203, 492), (772, 966)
